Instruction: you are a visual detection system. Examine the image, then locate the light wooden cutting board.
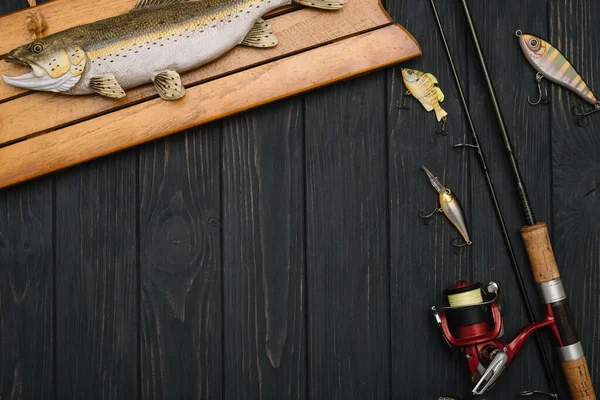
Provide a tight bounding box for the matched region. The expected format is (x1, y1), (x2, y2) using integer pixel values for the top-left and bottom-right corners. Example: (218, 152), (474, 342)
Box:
(0, 0), (421, 188)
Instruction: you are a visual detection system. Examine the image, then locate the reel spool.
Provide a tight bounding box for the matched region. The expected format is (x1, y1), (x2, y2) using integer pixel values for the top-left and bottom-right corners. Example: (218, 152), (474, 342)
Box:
(432, 280), (503, 347)
(444, 282), (497, 341)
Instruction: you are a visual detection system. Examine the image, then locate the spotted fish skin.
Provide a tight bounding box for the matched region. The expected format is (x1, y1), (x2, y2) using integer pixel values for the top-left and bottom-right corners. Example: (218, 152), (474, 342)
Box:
(519, 32), (598, 105)
(402, 68), (447, 121)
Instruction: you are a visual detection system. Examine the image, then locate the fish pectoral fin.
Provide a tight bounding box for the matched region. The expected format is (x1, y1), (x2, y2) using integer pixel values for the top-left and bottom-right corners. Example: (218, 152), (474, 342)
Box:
(426, 73), (438, 84)
(435, 87), (445, 102)
(153, 70), (186, 100)
(242, 19), (278, 48)
(89, 75), (126, 98)
(131, 0), (188, 11)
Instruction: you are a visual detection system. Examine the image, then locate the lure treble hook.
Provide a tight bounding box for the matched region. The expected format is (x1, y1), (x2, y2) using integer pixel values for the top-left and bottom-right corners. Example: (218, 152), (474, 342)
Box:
(419, 206), (442, 225)
(436, 116), (448, 135)
(573, 102), (600, 127)
(395, 90), (412, 110)
(527, 73), (550, 106)
(452, 237), (472, 248)
(421, 166), (472, 249)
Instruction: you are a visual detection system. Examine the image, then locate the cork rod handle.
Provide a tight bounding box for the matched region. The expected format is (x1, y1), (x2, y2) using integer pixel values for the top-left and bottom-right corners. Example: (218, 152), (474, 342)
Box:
(521, 222), (596, 400)
(520, 222), (560, 284)
(561, 357), (596, 400)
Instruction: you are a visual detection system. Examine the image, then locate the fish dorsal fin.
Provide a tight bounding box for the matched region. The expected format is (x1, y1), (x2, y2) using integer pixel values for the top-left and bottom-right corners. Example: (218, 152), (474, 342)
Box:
(435, 87), (445, 102)
(132, 0), (188, 11)
(426, 73), (438, 84)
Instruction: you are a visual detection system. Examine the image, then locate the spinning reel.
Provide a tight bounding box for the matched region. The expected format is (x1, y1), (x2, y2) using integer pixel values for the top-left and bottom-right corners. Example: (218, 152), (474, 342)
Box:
(432, 281), (561, 397)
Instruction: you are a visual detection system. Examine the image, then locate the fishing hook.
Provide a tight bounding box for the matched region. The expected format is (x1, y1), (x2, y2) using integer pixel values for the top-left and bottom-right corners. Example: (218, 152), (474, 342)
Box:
(573, 102), (600, 127)
(527, 73), (550, 106)
(419, 207), (442, 225)
(451, 237), (472, 248)
(519, 389), (558, 399)
(436, 116), (448, 135)
(396, 90), (412, 110)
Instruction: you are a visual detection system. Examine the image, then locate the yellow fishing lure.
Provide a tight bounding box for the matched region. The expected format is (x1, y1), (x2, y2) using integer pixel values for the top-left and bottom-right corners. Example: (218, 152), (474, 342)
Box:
(400, 68), (448, 134)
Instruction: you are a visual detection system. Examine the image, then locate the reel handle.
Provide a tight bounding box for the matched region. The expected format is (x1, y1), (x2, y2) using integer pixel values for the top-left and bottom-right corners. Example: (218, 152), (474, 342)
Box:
(521, 223), (595, 400)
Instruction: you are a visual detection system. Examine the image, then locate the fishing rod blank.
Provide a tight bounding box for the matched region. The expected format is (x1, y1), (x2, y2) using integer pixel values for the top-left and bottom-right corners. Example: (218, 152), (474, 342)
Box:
(459, 0), (596, 399)
(429, 0), (558, 397)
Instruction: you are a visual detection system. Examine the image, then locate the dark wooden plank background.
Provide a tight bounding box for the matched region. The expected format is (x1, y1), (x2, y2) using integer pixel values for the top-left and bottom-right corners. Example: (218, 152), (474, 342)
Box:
(0, 0), (598, 399)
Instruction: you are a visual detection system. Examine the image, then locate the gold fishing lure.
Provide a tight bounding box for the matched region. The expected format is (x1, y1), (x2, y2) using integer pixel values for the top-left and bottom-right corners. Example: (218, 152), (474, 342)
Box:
(400, 69), (448, 134)
(516, 30), (600, 125)
(420, 166), (472, 248)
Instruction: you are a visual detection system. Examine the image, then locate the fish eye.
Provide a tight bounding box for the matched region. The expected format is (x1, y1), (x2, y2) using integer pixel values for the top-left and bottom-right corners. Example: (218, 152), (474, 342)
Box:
(529, 38), (539, 47)
(31, 43), (43, 54)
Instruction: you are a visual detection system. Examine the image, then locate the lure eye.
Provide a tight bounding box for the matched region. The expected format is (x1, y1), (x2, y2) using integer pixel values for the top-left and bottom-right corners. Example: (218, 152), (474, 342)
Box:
(529, 38), (539, 47)
(31, 43), (43, 54)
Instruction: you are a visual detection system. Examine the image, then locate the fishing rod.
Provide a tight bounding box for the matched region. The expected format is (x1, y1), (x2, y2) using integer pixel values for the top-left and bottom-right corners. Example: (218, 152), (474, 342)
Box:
(456, 0), (596, 399)
(428, 0), (559, 397)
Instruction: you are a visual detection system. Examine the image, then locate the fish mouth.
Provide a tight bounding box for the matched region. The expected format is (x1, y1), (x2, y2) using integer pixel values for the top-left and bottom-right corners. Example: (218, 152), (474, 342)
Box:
(4, 54), (31, 68)
(2, 70), (80, 91)
(2, 62), (80, 92)
(2, 55), (58, 91)
(2, 51), (83, 92)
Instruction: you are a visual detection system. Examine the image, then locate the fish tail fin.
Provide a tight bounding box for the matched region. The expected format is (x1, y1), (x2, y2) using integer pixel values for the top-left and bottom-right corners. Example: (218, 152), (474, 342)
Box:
(294, 0), (343, 10)
(434, 106), (447, 122)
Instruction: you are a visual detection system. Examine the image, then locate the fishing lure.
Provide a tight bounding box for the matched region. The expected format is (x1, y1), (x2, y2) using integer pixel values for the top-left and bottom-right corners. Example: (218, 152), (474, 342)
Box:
(421, 166), (472, 248)
(399, 69), (448, 134)
(2, 0), (343, 101)
(516, 30), (600, 126)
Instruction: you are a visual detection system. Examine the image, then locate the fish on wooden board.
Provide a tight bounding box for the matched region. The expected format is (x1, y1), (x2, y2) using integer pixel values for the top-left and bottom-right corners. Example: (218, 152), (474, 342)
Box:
(517, 30), (598, 106)
(2, 0), (343, 100)
(401, 68), (447, 122)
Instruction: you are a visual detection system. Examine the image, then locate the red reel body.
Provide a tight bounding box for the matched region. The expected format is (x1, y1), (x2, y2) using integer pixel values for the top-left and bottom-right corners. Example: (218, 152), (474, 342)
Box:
(432, 281), (561, 396)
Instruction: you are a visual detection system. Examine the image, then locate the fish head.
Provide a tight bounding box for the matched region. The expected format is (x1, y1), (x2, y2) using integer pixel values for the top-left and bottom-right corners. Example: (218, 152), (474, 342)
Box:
(519, 33), (547, 59)
(401, 68), (421, 84)
(2, 36), (86, 92)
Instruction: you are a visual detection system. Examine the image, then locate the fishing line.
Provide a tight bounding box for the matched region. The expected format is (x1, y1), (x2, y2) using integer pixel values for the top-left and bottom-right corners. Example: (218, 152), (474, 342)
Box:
(429, 0), (559, 396)
(447, 288), (484, 307)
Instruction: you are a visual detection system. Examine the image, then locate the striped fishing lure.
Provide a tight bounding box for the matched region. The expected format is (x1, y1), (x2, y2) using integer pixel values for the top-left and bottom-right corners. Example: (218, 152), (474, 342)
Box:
(516, 30), (599, 111)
